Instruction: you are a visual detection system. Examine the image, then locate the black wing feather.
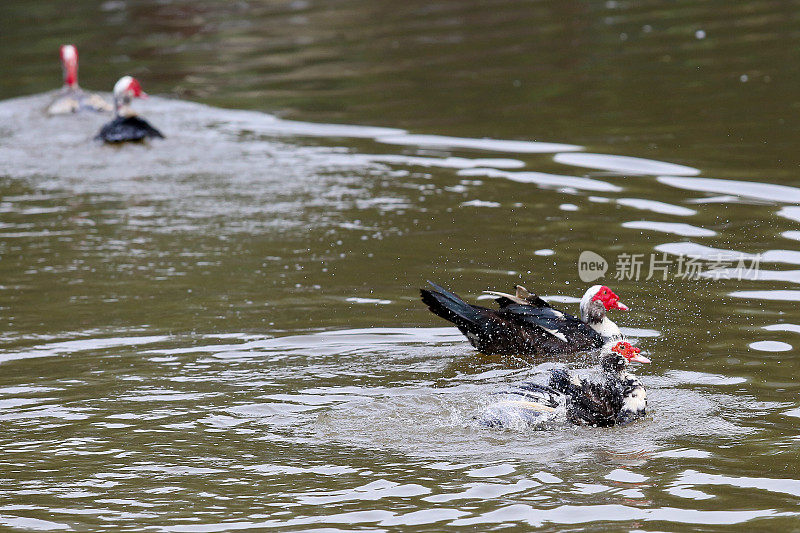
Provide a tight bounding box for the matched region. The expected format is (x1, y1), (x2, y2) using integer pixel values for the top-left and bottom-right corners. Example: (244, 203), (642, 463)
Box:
(420, 282), (604, 355)
(549, 369), (618, 426)
(499, 304), (603, 350)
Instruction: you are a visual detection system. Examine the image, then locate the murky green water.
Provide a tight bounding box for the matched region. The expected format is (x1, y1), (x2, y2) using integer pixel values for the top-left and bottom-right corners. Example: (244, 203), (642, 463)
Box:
(2, 0), (800, 530)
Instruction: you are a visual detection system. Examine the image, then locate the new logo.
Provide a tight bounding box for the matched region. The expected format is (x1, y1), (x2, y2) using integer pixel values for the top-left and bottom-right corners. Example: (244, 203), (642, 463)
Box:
(578, 251), (608, 282)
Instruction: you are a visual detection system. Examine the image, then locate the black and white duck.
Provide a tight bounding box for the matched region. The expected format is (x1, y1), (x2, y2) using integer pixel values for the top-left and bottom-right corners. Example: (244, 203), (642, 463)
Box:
(420, 281), (628, 356)
(478, 341), (650, 428)
(95, 76), (164, 143)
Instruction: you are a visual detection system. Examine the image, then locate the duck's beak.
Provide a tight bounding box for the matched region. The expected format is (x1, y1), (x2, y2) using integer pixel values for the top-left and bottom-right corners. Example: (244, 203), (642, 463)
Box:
(615, 301), (629, 311)
(629, 353), (650, 364)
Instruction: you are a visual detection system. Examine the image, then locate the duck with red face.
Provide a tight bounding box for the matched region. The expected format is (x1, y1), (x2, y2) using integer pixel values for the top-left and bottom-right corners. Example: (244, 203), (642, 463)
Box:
(478, 340), (651, 429)
(420, 281), (629, 356)
(548, 340), (650, 426)
(95, 76), (164, 143)
(579, 284), (629, 340)
(47, 45), (112, 115)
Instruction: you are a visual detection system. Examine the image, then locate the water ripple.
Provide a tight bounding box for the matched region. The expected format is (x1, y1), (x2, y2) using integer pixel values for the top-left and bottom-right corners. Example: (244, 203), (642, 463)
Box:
(555, 153), (700, 176)
(659, 176), (800, 203)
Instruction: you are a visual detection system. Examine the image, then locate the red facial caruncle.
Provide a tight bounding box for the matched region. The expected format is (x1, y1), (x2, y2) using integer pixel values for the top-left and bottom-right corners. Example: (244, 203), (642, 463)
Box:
(611, 341), (651, 364)
(592, 286), (629, 312)
(126, 77), (147, 98)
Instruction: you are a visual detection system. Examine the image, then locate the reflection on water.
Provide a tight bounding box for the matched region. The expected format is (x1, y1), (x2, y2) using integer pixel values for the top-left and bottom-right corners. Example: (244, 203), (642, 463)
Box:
(0, 328), (793, 530)
(749, 340), (792, 352)
(622, 221), (716, 237)
(3, 0), (800, 529)
(616, 198), (697, 216)
(659, 176), (800, 204)
(2, 87), (800, 530)
(377, 134), (582, 153)
(457, 168), (621, 191)
(554, 153), (700, 176)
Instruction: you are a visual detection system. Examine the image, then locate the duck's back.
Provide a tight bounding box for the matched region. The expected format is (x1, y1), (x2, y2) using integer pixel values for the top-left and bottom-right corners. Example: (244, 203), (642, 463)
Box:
(96, 116), (164, 143)
(49, 88), (112, 115)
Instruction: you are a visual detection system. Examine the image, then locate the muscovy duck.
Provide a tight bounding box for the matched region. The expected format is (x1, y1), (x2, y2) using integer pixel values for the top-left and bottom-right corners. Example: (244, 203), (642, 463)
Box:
(547, 340), (649, 426)
(47, 45), (112, 115)
(420, 281), (628, 356)
(95, 76), (164, 143)
(478, 341), (650, 428)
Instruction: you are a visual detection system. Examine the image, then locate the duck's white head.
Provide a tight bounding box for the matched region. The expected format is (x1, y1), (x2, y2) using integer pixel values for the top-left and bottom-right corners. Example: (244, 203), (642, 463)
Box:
(59, 44), (78, 88)
(113, 76), (147, 100)
(113, 76), (147, 114)
(579, 285), (628, 323)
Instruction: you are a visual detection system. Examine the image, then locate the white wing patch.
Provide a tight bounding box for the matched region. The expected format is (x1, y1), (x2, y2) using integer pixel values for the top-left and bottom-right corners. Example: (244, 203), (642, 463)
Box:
(541, 327), (568, 343)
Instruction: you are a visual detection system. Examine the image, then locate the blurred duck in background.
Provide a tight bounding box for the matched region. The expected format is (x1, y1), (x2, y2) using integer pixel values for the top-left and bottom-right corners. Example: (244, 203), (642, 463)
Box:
(95, 76), (164, 143)
(47, 44), (112, 115)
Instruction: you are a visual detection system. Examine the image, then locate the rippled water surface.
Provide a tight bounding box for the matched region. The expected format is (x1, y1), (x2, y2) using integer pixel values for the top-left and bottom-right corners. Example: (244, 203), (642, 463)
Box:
(2, 0), (800, 530)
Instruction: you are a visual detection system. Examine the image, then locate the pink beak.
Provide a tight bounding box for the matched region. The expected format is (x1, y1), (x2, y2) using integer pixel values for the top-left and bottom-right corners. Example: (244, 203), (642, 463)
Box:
(629, 353), (650, 364)
(615, 301), (629, 311)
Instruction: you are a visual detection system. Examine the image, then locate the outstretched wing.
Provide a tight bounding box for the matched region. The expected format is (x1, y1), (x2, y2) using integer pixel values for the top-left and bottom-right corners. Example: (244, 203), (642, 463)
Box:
(484, 285), (554, 309)
(514, 285), (554, 309)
